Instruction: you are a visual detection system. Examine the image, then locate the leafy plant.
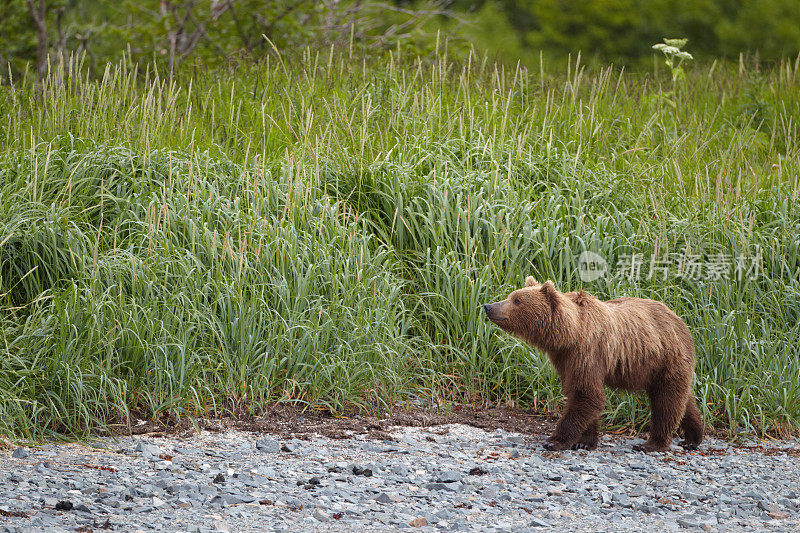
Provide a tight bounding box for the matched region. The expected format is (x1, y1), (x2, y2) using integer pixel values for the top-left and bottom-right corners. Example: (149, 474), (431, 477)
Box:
(652, 38), (694, 108)
(653, 38), (694, 82)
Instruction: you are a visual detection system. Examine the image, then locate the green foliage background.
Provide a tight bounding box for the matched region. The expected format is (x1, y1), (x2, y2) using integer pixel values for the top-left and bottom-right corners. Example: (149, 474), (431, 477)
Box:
(1, 2), (800, 441)
(2, 0), (800, 79)
(1, 48), (799, 439)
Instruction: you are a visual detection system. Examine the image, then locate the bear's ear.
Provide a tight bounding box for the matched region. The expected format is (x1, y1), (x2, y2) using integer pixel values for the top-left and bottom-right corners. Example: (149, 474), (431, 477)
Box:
(541, 280), (558, 310)
(541, 280), (556, 296)
(525, 276), (538, 287)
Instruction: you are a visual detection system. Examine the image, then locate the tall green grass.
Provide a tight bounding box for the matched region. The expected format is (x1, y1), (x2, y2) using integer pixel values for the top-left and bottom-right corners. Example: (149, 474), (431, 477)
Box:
(1, 49), (799, 439)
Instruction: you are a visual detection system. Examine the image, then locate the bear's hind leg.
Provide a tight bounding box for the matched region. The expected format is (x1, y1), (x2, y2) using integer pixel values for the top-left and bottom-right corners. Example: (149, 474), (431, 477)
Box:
(571, 420), (599, 450)
(633, 381), (687, 453)
(679, 397), (704, 450)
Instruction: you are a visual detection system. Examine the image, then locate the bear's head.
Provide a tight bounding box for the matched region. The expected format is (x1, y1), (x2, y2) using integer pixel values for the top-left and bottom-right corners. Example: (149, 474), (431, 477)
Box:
(484, 276), (574, 350)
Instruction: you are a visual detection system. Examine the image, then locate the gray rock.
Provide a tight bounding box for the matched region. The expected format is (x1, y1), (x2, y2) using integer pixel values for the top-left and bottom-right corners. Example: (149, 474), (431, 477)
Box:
(255, 437), (281, 454)
(744, 490), (765, 500)
(682, 490), (704, 501)
(434, 470), (462, 484)
(391, 465), (410, 477)
(134, 442), (162, 458)
(426, 482), (463, 493)
(374, 493), (394, 504)
(676, 518), (699, 529)
(211, 493), (256, 505)
(529, 518), (553, 527)
(526, 456), (545, 467)
(11, 448), (29, 459)
(759, 500), (780, 513)
(313, 509), (330, 522)
(612, 493), (632, 508)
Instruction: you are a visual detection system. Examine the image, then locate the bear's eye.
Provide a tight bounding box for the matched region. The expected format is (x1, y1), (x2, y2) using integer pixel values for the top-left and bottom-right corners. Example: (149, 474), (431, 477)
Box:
(514, 298), (521, 305)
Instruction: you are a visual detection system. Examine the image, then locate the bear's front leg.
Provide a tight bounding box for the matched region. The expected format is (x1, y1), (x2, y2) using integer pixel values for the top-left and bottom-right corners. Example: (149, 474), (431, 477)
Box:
(544, 387), (604, 451)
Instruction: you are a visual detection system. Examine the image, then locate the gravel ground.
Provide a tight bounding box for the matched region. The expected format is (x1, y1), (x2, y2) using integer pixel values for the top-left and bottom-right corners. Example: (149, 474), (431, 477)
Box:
(1, 424), (799, 532)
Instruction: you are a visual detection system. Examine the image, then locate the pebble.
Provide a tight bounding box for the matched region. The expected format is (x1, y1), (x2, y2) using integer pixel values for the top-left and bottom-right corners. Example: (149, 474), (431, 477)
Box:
(11, 447), (29, 459)
(434, 470), (462, 483)
(254, 437), (281, 453)
(0, 424), (798, 531)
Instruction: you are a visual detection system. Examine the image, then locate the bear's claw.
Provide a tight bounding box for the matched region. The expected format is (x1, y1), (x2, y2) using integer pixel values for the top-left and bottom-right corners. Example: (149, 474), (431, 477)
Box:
(543, 441), (568, 451)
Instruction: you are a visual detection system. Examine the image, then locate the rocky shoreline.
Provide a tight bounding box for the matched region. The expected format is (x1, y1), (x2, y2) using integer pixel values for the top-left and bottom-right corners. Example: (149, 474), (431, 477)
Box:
(2, 423), (799, 532)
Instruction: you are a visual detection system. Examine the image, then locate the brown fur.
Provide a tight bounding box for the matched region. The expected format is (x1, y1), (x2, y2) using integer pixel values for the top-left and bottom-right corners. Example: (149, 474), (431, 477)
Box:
(484, 276), (704, 452)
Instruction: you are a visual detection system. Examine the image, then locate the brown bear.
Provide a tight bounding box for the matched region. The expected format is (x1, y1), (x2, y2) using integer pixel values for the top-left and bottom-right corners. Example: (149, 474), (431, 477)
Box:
(484, 276), (704, 452)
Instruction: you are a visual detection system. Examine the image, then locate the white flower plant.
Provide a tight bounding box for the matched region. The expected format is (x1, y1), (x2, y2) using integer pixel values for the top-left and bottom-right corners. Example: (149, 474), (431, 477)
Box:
(652, 38), (694, 108)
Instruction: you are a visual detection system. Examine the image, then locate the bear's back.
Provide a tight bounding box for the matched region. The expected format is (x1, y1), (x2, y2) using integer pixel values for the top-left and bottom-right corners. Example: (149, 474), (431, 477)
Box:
(597, 296), (695, 391)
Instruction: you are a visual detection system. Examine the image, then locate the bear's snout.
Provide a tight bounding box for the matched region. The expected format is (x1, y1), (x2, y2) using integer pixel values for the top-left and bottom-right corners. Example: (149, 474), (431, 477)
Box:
(484, 302), (506, 322)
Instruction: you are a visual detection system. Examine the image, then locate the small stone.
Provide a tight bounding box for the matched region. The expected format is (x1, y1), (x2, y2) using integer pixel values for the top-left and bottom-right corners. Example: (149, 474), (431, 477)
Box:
(11, 447), (29, 459)
(768, 510), (790, 520)
(435, 470), (462, 483)
(211, 494), (256, 505)
(425, 482), (462, 493)
(75, 503), (91, 513)
(483, 486), (499, 498)
(374, 493), (394, 504)
(682, 490), (704, 501)
(527, 456), (545, 467)
(308, 477), (321, 485)
(213, 473), (225, 483)
(41, 497), (58, 508)
(529, 518), (553, 527)
(55, 500), (73, 511)
(313, 509), (330, 522)
(280, 444), (293, 453)
(255, 438), (281, 453)
(134, 441), (162, 458)
(759, 500), (777, 512)
(352, 466), (364, 476)
(468, 467), (487, 476)
(613, 493), (632, 508)
(409, 517), (427, 527)
(391, 465), (410, 476)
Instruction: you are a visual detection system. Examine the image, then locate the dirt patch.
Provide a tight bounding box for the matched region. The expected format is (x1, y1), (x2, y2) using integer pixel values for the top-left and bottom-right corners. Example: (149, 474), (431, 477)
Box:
(117, 404), (558, 442)
(112, 403), (792, 452)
